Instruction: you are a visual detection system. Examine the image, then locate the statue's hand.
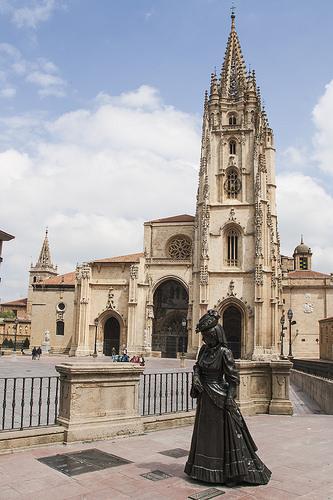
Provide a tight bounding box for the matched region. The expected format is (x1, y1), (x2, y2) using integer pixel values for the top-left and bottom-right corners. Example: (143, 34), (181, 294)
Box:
(192, 374), (203, 393)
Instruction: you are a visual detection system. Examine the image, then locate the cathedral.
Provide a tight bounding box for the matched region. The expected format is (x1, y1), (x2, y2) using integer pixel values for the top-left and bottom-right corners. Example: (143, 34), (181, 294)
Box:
(28, 13), (333, 362)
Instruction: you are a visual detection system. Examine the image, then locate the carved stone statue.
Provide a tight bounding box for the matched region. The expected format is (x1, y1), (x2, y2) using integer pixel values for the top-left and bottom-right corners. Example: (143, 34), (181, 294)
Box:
(184, 309), (271, 485)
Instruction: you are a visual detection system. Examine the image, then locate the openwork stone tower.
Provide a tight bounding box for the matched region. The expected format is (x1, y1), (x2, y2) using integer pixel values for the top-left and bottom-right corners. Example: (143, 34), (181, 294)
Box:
(191, 13), (282, 360)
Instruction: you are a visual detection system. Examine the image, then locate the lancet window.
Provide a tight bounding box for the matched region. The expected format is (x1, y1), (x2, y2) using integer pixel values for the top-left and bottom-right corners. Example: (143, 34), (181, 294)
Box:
(226, 229), (239, 267)
(56, 320), (64, 336)
(229, 140), (236, 155)
(229, 114), (237, 126)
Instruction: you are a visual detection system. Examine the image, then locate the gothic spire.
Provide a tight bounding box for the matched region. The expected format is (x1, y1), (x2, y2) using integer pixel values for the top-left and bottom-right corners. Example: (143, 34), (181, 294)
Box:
(36, 228), (52, 268)
(220, 12), (247, 100)
(33, 228), (57, 273)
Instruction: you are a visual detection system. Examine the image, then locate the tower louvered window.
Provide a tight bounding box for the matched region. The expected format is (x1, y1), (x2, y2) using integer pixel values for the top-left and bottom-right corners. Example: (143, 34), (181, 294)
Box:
(229, 140), (236, 155)
(227, 230), (239, 266)
(229, 114), (237, 125)
(299, 257), (308, 270)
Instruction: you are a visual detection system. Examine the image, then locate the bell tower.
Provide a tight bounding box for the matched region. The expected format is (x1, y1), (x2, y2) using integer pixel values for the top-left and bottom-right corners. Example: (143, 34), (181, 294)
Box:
(191, 12), (282, 360)
(29, 229), (58, 285)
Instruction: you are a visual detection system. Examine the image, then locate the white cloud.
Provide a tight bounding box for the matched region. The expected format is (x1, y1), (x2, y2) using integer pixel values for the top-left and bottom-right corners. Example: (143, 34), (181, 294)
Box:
(26, 70), (66, 96)
(0, 87), (16, 98)
(0, 86), (200, 301)
(0, 0), (63, 29)
(313, 79), (333, 175)
(277, 172), (333, 273)
(281, 146), (306, 167)
(0, 42), (67, 98)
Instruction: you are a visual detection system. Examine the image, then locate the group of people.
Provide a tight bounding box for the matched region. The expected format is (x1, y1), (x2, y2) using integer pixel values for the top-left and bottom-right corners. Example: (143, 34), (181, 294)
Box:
(111, 347), (145, 366)
(31, 346), (42, 360)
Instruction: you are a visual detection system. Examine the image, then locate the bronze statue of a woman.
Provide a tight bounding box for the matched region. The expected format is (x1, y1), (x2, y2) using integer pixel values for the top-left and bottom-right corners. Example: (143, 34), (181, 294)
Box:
(185, 309), (271, 485)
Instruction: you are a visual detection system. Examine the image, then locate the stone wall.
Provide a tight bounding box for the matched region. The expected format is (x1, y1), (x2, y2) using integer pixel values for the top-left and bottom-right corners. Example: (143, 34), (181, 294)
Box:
(291, 369), (333, 414)
(319, 317), (333, 361)
(236, 359), (293, 416)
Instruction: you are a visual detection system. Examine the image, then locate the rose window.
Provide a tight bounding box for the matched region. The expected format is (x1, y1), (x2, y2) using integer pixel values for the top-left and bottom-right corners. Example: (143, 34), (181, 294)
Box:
(168, 237), (192, 260)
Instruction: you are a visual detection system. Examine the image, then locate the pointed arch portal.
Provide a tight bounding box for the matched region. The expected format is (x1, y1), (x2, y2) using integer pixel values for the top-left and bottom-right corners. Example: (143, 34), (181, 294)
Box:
(103, 317), (120, 356)
(152, 279), (189, 358)
(223, 305), (242, 359)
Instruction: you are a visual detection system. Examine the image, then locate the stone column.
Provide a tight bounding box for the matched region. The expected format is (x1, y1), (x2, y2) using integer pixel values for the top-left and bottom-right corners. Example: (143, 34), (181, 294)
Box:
(56, 362), (144, 443)
(269, 360), (293, 415)
(74, 264), (92, 356)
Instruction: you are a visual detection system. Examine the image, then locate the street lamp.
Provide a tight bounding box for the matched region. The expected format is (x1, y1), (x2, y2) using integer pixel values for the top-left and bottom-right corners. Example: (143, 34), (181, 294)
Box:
(280, 312), (287, 359)
(93, 318), (98, 357)
(181, 318), (187, 357)
(13, 318), (19, 352)
(287, 308), (297, 359)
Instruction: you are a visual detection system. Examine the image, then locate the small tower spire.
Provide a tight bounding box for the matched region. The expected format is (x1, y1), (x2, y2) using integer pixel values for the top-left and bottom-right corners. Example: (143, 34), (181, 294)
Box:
(37, 228), (53, 268)
(231, 4), (236, 30)
(220, 7), (247, 100)
(29, 228), (58, 285)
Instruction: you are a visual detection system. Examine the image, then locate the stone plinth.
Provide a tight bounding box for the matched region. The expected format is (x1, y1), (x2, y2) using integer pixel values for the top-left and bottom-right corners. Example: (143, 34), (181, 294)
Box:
(56, 362), (144, 443)
(235, 360), (293, 416)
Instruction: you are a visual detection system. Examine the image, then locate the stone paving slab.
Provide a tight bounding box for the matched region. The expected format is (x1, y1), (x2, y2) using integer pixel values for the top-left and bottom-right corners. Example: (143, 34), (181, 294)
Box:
(0, 413), (332, 500)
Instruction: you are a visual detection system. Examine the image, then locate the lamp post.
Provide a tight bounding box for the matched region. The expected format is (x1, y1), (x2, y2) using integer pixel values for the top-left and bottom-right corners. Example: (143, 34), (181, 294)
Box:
(93, 318), (98, 357)
(280, 312), (287, 359)
(181, 318), (187, 357)
(13, 318), (19, 352)
(287, 308), (297, 359)
(180, 318), (187, 368)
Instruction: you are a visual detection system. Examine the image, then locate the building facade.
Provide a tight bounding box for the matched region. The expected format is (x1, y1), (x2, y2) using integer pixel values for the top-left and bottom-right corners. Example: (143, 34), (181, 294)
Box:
(27, 14), (332, 362)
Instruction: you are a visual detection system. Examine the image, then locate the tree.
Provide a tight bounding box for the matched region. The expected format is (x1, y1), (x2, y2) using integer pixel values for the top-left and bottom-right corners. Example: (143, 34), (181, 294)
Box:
(0, 310), (16, 319)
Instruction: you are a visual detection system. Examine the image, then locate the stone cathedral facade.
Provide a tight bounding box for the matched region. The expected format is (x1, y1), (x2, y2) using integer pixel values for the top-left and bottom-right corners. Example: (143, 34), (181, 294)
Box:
(29, 14), (333, 364)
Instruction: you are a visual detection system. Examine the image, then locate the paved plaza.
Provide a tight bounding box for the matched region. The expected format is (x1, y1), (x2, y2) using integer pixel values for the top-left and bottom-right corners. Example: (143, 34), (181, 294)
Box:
(0, 355), (195, 378)
(0, 356), (332, 499)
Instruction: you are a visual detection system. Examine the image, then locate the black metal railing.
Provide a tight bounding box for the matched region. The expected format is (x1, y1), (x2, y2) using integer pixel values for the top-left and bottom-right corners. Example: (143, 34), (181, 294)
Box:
(140, 371), (196, 416)
(0, 376), (60, 431)
(292, 359), (333, 380)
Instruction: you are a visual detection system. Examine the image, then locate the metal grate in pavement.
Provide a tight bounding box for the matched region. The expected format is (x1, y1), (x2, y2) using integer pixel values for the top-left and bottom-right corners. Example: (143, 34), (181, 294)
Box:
(188, 488), (225, 500)
(140, 470), (172, 481)
(158, 448), (189, 458)
(38, 448), (132, 476)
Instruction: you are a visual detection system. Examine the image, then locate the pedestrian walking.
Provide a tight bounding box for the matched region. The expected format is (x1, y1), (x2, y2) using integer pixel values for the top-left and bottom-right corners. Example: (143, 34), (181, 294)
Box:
(32, 347), (37, 360)
(37, 346), (42, 360)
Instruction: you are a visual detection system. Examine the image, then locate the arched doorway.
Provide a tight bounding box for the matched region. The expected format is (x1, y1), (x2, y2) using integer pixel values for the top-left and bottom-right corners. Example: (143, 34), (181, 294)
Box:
(103, 317), (120, 356)
(153, 279), (188, 358)
(223, 305), (242, 359)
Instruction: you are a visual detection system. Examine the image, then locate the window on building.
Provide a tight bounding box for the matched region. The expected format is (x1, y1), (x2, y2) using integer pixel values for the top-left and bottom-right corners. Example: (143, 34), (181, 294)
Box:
(227, 230), (239, 266)
(229, 114), (237, 126)
(168, 236), (192, 260)
(56, 320), (64, 336)
(299, 257), (308, 270)
(229, 140), (236, 155)
(33, 276), (37, 283)
(224, 168), (241, 199)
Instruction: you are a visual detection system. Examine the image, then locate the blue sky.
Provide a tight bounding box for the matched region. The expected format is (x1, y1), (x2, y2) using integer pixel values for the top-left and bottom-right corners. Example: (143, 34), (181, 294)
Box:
(1, 0), (333, 300)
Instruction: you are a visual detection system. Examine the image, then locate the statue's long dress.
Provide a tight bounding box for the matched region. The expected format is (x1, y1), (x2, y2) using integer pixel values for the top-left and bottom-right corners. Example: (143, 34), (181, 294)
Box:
(184, 345), (271, 485)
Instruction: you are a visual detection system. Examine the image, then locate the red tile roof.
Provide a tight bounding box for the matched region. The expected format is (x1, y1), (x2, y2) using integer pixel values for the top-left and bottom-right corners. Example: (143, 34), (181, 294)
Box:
(288, 270), (331, 279)
(0, 298), (27, 307)
(93, 252), (144, 264)
(39, 271), (76, 285)
(147, 214), (195, 224)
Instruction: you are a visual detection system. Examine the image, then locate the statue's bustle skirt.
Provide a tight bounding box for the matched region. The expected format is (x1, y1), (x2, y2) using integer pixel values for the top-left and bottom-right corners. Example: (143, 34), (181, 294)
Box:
(184, 392), (271, 485)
